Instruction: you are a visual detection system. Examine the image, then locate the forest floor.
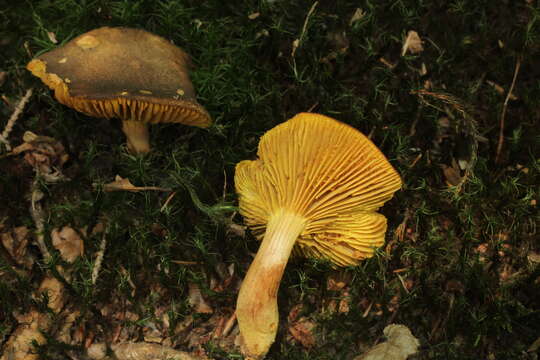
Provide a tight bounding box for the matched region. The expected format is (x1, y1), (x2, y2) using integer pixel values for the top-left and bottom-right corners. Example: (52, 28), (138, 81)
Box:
(0, 1), (539, 359)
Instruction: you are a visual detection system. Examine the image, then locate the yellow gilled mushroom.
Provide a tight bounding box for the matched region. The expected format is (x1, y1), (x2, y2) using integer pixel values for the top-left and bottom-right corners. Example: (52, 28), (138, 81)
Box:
(27, 27), (211, 154)
(234, 113), (402, 359)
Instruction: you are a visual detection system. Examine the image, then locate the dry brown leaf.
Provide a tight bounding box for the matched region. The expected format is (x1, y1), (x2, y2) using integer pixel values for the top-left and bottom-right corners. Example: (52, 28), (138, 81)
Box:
(51, 226), (84, 263)
(401, 30), (423, 56)
(288, 316), (316, 348)
(441, 159), (464, 187)
(349, 8), (366, 25)
(528, 336), (540, 352)
(46, 31), (58, 44)
(11, 131), (68, 177)
(102, 175), (171, 192)
(354, 324), (420, 360)
(527, 252), (540, 263)
(326, 271), (351, 291)
(55, 308), (81, 344)
(227, 223), (246, 238)
(338, 292), (351, 314)
(188, 283), (213, 314)
(0, 226), (34, 269)
(287, 303), (304, 323)
(0, 310), (47, 360)
(37, 276), (66, 313)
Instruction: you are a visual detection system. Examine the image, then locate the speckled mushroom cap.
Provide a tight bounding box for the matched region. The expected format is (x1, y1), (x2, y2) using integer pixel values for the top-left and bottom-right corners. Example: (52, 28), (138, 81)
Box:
(235, 112), (402, 266)
(26, 26), (211, 127)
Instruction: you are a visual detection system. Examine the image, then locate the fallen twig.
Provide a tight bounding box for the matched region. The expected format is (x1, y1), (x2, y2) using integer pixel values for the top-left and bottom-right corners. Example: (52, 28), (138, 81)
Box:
(0, 88), (33, 151)
(87, 342), (205, 360)
(495, 56), (521, 163)
(30, 178), (51, 260)
(91, 229), (107, 285)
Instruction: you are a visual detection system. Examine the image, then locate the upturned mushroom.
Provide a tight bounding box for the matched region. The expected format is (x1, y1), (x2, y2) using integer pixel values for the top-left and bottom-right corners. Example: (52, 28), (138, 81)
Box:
(27, 27), (211, 154)
(234, 113), (402, 359)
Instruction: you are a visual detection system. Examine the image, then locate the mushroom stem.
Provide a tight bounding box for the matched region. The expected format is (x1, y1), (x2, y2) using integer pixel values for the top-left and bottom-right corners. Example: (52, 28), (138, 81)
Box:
(236, 209), (306, 359)
(121, 120), (150, 154)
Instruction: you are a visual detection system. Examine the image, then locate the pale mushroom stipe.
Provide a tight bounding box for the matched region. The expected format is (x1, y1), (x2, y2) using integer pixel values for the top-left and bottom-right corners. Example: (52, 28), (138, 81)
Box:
(234, 113), (402, 359)
(27, 27), (211, 154)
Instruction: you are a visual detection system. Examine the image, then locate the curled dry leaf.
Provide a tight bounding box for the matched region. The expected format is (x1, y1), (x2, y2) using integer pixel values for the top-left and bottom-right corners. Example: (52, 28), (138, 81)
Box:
(102, 175), (172, 192)
(354, 324), (420, 360)
(51, 226), (84, 263)
(401, 30), (424, 56)
(11, 131), (68, 176)
(188, 283), (213, 314)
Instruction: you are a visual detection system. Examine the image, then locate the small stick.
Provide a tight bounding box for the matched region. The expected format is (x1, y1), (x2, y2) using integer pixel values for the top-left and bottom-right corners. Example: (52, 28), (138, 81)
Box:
(0, 88), (33, 151)
(91, 230), (107, 285)
(222, 312), (237, 337)
(160, 191), (177, 212)
(495, 57), (521, 163)
(170, 260), (201, 265)
(30, 178), (51, 260)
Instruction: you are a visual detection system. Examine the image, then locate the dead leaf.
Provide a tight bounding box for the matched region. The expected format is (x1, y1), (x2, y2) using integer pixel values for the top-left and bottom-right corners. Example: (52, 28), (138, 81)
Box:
(441, 159), (464, 186)
(326, 271), (351, 291)
(11, 131), (68, 178)
(1, 226), (34, 269)
(528, 336), (540, 352)
(288, 316), (316, 348)
(248, 12), (260, 20)
(349, 8), (366, 26)
(51, 226), (84, 263)
(528, 252), (540, 263)
(338, 292), (351, 314)
(287, 303), (304, 323)
(0, 310), (48, 360)
(188, 283), (213, 314)
(401, 30), (423, 56)
(102, 175), (171, 192)
(47, 31), (58, 44)
(354, 324), (420, 360)
(227, 223), (246, 238)
(37, 276), (66, 313)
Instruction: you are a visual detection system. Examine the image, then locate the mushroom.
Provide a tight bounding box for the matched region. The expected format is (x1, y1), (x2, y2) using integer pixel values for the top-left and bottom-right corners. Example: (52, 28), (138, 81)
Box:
(27, 27), (211, 154)
(234, 113), (402, 359)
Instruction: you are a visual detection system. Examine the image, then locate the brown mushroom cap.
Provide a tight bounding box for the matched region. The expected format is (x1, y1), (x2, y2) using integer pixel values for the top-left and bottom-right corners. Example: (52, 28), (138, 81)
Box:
(27, 27), (211, 152)
(235, 112), (402, 266)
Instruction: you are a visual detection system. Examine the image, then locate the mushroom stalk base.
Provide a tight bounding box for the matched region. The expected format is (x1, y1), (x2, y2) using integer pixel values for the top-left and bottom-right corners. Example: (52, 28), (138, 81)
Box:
(236, 209), (306, 359)
(122, 120), (150, 154)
